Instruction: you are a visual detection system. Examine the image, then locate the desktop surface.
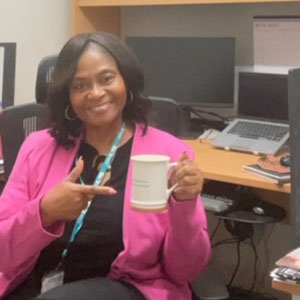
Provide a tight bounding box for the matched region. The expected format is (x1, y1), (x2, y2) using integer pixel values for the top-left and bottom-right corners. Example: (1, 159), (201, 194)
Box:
(272, 279), (300, 297)
(184, 139), (291, 194)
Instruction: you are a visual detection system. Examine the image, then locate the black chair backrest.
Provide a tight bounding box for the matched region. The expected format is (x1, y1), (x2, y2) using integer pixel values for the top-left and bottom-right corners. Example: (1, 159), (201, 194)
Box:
(148, 96), (180, 136)
(0, 103), (49, 180)
(35, 55), (57, 104)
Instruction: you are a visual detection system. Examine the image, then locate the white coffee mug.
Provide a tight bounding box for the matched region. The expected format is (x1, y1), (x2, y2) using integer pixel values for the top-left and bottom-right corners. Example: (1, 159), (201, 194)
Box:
(131, 154), (178, 212)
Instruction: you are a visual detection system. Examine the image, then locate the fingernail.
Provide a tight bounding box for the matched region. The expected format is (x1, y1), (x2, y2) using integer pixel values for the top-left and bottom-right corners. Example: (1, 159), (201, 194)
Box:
(76, 156), (83, 165)
(109, 188), (117, 195)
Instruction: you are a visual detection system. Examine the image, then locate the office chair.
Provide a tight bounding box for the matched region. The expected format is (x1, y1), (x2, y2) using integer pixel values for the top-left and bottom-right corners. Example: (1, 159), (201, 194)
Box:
(0, 54), (55, 184)
(148, 96), (181, 136)
(0, 103), (49, 180)
(35, 54), (57, 104)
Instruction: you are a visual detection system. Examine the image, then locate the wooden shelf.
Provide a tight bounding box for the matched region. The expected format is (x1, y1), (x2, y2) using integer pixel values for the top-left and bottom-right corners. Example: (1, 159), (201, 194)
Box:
(78, 0), (300, 7)
(73, 0), (300, 35)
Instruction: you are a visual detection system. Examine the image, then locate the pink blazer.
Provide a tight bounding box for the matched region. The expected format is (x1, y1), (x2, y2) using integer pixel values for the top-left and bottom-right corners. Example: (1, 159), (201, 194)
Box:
(0, 124), (211, 300)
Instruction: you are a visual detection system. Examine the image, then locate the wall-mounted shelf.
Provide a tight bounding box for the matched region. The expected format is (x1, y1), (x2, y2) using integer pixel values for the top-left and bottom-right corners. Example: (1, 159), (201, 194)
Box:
(77, 0), (300, 7)
(72, 0), (300, 36)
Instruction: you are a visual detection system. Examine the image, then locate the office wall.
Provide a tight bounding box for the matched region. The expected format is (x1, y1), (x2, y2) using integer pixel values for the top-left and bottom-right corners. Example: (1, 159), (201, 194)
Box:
(122, 3), (300, 65)
(122, 3), (300, 117)
(0, 0), (71, 105)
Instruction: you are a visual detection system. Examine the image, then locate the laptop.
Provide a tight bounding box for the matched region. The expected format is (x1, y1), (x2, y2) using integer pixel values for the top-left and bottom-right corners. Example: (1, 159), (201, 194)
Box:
(212, 72), (289, 155)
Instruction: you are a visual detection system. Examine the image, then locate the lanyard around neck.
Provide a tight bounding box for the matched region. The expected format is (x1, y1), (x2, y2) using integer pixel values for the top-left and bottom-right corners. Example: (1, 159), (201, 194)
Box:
(60, 122), (126, 261)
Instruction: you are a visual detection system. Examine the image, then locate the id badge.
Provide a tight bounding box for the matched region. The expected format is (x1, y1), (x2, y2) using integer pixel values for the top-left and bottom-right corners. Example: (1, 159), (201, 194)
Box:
(41, 269), (64, 294)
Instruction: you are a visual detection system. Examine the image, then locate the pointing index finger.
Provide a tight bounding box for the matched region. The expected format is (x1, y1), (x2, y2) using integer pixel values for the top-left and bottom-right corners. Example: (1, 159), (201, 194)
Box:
(79, 184), (117, 196)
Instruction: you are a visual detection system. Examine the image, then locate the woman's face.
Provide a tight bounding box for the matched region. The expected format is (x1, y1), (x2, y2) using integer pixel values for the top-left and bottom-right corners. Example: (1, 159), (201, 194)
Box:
(69, 46), (127, 131)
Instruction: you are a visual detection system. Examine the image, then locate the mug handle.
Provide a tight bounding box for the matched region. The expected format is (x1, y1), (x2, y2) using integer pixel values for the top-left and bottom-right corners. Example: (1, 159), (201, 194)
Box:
(166, 162), (178, 199)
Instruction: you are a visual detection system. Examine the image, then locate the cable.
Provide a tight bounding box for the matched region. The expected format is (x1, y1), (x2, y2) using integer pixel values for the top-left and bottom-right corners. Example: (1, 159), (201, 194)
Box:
(255, 223), (276, 292)
(212, 238), (237, 248)
(210, 218), (222, 242)
(249, 234), (260, 291)
(228, 240), (241, 288)
(186, 106), (228, 123)
(180, 106), (229, 130)
(214, 219), (279, 300)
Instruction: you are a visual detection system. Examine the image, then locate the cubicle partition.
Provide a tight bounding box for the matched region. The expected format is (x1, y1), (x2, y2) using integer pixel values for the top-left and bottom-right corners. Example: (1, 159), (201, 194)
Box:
(288, 68), (300, 243)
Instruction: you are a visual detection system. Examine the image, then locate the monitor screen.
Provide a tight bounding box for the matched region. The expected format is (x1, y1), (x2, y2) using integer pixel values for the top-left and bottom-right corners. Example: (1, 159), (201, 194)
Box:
(238, 72), (288, 122)
(125, 36), (235, 108)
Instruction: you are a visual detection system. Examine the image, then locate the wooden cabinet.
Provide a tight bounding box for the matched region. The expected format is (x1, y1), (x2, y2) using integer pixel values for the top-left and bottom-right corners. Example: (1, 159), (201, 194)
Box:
(72, 0), (300, 35)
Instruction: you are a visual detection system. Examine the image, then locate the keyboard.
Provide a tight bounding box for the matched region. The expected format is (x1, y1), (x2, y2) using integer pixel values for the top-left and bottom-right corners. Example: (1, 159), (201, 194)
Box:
(202, 193), (234, 212)
(228, 121), (289, 141)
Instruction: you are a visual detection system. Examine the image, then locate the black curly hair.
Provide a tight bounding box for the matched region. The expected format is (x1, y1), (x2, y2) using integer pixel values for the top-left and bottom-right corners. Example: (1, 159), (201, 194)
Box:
(47, 32), (152, 148)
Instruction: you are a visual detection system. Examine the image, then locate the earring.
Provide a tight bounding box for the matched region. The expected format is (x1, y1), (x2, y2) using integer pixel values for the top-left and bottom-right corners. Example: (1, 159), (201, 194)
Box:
(65, 105), (77, 121)
(128, 91), (134, 104)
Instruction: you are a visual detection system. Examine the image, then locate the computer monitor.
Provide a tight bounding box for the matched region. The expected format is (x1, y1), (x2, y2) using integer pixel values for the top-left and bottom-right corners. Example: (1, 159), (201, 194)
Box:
(125, 36), (235, 108)
(238, 72), (288, 122)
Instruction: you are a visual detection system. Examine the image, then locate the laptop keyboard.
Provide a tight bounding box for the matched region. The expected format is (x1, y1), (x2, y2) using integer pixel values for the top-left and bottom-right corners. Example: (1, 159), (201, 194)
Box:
(228, 121), (289, 141)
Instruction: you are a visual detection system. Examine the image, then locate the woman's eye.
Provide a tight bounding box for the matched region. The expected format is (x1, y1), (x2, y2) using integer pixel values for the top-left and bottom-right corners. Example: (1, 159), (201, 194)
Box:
(71, 82), (85, 91)
(101, 75), (114, 84)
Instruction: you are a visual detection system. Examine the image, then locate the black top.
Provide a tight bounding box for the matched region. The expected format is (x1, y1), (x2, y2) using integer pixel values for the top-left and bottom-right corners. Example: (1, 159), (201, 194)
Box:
(35, 137), (133, 283)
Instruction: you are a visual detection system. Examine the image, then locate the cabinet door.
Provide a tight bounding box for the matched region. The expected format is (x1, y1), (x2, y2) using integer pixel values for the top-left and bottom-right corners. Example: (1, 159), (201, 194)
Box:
(72, 5), (121, 35)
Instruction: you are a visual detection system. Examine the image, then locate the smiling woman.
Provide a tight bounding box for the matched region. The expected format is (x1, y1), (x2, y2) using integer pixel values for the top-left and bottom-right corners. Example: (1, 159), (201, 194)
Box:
(48, 33), (150, 149)
(0, 32), (211, 300)
(69, 44), (128, 148)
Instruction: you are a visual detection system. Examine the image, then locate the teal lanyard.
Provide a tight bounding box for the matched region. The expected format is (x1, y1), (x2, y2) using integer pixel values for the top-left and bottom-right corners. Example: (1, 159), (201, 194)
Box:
(60, 123), (126, 261)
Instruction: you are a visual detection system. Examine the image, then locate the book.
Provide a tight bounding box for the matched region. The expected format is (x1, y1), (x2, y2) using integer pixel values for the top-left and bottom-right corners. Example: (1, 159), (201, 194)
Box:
(243, 164), (290, 185)
(270, 247), (300, 285)
(276, 247), (300, 270)
(270, 267), (300, 284)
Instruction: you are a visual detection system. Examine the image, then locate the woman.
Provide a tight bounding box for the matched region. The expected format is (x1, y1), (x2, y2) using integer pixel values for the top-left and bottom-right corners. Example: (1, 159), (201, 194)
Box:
(0, 32), (211, 300)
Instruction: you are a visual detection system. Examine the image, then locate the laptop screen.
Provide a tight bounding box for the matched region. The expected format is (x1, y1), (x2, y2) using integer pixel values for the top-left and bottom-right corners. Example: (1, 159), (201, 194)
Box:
(238, 72), (288, 122)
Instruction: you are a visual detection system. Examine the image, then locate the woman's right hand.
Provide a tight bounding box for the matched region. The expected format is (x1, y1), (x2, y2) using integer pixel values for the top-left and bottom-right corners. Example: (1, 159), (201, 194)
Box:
(40, 157), (116, 227)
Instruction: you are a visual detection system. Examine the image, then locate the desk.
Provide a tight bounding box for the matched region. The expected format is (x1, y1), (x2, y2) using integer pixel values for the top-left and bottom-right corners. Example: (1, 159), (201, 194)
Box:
(272, 279), (300, 300)
(184, 140), (290, 194)
(184, 140), (291, 219)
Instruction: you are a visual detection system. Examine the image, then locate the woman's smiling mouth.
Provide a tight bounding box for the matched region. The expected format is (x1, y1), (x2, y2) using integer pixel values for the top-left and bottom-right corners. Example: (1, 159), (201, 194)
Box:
(88, 101), (112, 112)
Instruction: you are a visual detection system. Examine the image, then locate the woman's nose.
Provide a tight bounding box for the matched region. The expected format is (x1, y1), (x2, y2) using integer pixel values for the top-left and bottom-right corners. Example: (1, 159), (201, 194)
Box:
(89, 84), (105, 99)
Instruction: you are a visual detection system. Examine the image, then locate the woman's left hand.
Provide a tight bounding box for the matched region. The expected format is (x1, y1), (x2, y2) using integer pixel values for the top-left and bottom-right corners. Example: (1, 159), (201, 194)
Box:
(170, 152), (204, 202)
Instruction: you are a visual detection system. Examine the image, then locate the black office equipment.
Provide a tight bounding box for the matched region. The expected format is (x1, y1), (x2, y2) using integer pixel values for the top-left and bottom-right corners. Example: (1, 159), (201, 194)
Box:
(205, 182), (286, 294)
(280, 155), (291, 167)
(212, 72), (289, 155)
(238, 72), (288, 121)
(148, 96), (181, 136)
(0, 54), (57, 180)
(203, 181), (286, 224)
(126, 36), (235, 108)
(0, 103), (49, 180)
(35, 55), (57, 104)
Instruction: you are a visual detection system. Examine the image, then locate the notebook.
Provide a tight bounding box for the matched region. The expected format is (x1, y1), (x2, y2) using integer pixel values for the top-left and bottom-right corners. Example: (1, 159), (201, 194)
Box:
(212, 72), (289, 155)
